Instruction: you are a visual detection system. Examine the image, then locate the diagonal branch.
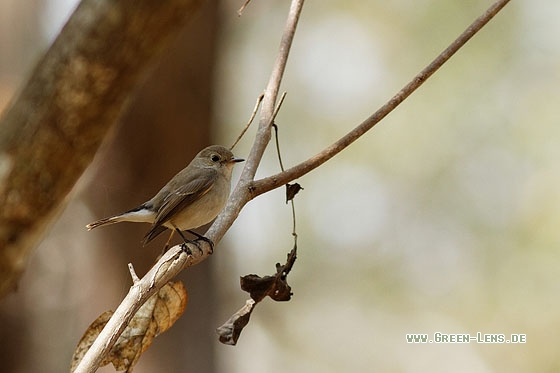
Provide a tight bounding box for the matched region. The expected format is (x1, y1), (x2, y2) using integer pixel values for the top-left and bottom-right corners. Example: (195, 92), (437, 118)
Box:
(73, 244), (193, 373)
(73, 0), (511, 370)
(73, 1), (305, 371)
(249, 0), (511, 197)
(205, 0), (305, 244)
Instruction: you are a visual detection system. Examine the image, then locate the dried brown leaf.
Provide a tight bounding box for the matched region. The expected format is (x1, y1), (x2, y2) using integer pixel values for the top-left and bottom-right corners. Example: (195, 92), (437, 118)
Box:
(71, 281), (187, 372)
(70, 311), (113, 372)
(240, 274), (276, 302)
(216, 299), (256, 345)
(240, 247), (296, 302)
(152, 281), (188, 334)
(218, 248), (297, 345)
(285, 182), (303, 203)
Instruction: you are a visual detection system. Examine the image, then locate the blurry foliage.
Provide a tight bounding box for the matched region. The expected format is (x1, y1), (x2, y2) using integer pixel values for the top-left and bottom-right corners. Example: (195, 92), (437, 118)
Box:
(215, 0), (560, 372)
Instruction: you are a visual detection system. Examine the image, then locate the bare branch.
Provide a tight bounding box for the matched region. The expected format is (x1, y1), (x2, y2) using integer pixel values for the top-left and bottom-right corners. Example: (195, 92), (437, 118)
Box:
(128, 263), (140, 284)
(205, 0), (305, 245)
(230, 93), (264, 150)
(72, 0), (512, 369)
(250, 0), (511, 198)
(238, 0), (253, 16)
(73, 1), (305, 370)
(73, 241), (207, 373)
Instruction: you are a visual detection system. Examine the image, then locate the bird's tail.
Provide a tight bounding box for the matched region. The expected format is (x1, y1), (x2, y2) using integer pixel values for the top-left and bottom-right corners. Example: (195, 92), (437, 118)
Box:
(86, 215), (126, 230)
(86, 204), (153, 230)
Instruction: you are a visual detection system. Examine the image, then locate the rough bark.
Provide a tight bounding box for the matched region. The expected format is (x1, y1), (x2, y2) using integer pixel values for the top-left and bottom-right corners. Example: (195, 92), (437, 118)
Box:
(0, 0), (202, 297)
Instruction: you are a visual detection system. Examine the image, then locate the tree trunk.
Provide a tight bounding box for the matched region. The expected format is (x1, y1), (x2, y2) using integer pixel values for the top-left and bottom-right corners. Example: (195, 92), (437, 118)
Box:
(0, 0), (219, 371)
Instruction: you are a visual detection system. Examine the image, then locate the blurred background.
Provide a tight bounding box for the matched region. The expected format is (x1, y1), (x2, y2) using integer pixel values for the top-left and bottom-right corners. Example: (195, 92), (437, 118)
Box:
(1, 0), (559, 372)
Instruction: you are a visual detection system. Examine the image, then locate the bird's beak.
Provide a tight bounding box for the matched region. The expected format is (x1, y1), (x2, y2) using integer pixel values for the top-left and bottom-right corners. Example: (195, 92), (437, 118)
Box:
(231, 157), (245, 163)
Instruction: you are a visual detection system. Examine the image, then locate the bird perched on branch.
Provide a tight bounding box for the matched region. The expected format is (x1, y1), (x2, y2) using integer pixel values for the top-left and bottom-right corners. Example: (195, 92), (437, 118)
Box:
(86, 145), (244, 250)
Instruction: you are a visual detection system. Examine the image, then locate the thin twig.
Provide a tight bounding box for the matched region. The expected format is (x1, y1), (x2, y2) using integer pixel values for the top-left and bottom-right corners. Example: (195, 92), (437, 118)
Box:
(128, 263), (140, 284)
(272, 91), (287, 125)
(206, 0), (305, 242)
(250, 0), (511, 197)
(230, 93), (264, 150)
(272, 120), (299, 241)
(238, 0), (252, 16)
(291, 201), (298, 241)
(272, 124), (285, 172)
(272, 92), (288, 171)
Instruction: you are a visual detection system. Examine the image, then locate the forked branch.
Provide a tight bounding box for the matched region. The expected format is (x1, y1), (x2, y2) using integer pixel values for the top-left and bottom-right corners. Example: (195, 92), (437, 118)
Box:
(250, 0), (511, 198)
(74, 0), (511, 371)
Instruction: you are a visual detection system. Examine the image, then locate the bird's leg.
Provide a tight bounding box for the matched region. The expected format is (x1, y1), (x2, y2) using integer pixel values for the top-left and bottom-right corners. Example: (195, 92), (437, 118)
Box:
(160, 229), (175, 257)
(173, 228), (196, 255)
(187, 230), (214, 254)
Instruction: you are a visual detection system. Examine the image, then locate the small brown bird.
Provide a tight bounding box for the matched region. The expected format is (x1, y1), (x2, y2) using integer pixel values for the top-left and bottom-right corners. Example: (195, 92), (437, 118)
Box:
(86, 145), (244, 247)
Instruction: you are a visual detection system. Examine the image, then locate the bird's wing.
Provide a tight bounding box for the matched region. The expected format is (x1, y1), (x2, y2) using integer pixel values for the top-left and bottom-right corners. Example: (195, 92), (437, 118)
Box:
(142, 225), (169, 246)
(154, 169), (217, 228)
(142, 170), (217, 245)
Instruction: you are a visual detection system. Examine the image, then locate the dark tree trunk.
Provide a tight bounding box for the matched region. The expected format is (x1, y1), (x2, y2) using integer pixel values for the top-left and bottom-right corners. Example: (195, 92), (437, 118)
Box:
(0, 0), (220, 371)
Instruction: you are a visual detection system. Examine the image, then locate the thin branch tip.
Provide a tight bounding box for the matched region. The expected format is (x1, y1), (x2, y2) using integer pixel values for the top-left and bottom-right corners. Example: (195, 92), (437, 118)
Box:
(230, 93), (264, 151)
(238, 0), (252, 16)
(250, 0), (511, 198)
(128, 263), (140, 283)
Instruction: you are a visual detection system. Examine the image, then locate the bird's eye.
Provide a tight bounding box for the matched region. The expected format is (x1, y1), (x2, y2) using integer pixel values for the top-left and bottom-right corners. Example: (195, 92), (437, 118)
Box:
(211, 154), (220, 162)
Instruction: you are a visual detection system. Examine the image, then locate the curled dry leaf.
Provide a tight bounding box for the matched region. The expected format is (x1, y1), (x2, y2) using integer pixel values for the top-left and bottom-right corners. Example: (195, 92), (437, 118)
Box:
(218, 248), (297, 346)
(240, 273), (291, 302)
(285, 182), (303, 203)
(71, 281), (187, 372)
(216, 299), (256, 345)
(241, 247), (296, 302)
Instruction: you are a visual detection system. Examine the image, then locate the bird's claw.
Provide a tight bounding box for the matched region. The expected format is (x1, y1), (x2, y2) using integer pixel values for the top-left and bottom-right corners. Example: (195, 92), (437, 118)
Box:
(198, 236), (214, 255)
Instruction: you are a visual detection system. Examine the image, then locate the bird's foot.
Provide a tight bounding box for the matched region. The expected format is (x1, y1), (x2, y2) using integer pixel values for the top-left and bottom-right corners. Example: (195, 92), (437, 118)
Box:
(187, 230), (214, 254)
(175, 228), (214, 255)
(180, 242), (194, 256)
